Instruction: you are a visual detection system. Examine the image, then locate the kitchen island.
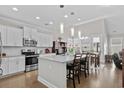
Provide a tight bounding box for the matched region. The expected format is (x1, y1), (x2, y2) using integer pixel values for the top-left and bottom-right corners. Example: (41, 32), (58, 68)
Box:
(38, 54), (74, 88)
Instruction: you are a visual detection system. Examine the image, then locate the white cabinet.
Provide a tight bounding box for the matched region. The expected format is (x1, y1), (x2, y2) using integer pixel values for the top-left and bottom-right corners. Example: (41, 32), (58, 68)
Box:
(9, 56), (25, 74)
(1, 56), (25, 76)
(23, 26), (53, 47)
(0, 24), (7, 46)
(15, 28), (23, 46)
(49, 36), (53, 47)
(0, 25), (23, 46)
(23, 26), (38, 40)
(36, 32), (53, 47)
(6, 27), (15, 46)
(9, 57), (18, 74)
(37, 33), (43, 47)
(23, 26), (31, 39)
(1, 58), (9, 76)
(6, 26), (23, 46)
(31, 28), (37, 40)
(18, 57), (25, 72)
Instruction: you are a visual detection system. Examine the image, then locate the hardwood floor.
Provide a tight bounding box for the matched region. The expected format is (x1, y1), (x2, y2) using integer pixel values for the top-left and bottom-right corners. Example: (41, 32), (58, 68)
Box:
(67, 63), (122, 88)
(0, 71), (47, 88)
(0, 63), (122, 88)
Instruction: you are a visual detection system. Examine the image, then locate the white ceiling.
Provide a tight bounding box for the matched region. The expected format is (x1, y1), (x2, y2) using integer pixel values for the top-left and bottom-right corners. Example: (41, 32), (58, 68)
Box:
(0, 5), (123, 32)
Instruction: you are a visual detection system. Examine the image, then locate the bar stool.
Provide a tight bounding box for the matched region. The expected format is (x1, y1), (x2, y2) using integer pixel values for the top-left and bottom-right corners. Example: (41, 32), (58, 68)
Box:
(80, 52), (89, 77)
(90, 53), (100, 68)
(67, 53), (81, 88)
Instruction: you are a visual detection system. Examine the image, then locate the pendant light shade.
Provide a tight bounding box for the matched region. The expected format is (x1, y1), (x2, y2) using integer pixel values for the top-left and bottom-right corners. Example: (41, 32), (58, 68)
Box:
(60, 23), (64, 34)
(71, 27), (74, 37)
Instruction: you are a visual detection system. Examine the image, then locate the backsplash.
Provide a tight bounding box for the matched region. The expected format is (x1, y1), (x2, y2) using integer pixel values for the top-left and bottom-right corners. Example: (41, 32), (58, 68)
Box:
(2, 46), (52, 56)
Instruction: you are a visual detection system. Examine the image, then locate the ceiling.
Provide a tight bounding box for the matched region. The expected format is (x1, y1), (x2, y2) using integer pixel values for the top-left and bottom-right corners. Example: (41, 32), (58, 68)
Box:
(0, 5), (123, 32)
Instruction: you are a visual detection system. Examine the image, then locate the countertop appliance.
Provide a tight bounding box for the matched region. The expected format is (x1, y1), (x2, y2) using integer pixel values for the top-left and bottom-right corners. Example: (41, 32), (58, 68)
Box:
(0, 32), (3, 76)
(21, 49), (39, 72)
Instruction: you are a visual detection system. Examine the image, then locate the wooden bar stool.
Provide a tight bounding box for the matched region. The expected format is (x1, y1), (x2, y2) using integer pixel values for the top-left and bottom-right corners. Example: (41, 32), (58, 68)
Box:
(80, 52), (90, 77)
(67, 53), (81, 88)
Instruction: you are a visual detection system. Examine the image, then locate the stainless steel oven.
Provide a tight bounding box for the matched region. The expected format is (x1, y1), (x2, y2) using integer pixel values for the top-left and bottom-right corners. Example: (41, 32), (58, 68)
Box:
(25, 55), (38, 72)
(21, 49), (39, 72)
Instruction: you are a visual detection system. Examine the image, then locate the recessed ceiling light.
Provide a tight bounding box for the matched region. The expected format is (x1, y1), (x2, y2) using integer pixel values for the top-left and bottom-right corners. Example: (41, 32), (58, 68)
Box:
(64, 15), (68, 18)
(78, 18), (81, 21)
(12, 7), (19, 12)
(60, 5), (64, 8)
(35, 16), (40, 20)
(70, 12), (75, 15)
(49, 21), (53, 25)
(45, 23), (49, 26)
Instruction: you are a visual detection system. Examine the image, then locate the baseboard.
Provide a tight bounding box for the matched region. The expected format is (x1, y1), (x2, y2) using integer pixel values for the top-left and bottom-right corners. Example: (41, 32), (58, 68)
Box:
(38, 76), (58, 88)
(0, 71), (24, 79)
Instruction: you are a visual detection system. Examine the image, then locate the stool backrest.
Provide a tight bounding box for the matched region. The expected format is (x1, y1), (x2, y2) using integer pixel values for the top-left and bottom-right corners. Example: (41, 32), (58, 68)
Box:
(81, 52), (89, 62)
(73, 53), (82, 65)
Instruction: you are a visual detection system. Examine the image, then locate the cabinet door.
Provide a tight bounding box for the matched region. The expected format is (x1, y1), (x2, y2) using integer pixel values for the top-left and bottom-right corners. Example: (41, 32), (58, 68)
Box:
(49, 36), (53, 47)
(15, 28), (23, 46)
(0, 24), (7, 46)
(9, 58), (18, 74)
(23, 26), (31, 39)
(1, 58), (9, 76)
(31, 28), (37, 40)
(6, 26), (23, 46)
(37, 33), (43, 47)
(6, 26), (16, 46)
(18, 57), (25, 72)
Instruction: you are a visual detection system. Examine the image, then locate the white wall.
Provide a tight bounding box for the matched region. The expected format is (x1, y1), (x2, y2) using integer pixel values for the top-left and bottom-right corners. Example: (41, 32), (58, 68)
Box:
(105, 14), (124, 54)
(75, 19), (107, 63)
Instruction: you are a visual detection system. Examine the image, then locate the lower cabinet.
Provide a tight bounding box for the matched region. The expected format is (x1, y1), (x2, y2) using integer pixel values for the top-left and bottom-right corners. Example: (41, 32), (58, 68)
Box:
(9, 57), (18, 74)
(1, 56), (25, 76)
(18, 57), (25, 72)
(1, 58), (9, 76)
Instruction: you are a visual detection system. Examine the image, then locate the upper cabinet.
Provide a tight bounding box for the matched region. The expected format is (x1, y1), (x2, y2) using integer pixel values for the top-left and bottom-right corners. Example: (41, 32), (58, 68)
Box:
(0, 24), (23, 46)
(6, 26), (23, 46)
(23, 26), (31, 39)
(0, 24), (7, 46)
(36, 32), (53, 47)
(0, 24), (53, 47)
(23, 26), (53, 47)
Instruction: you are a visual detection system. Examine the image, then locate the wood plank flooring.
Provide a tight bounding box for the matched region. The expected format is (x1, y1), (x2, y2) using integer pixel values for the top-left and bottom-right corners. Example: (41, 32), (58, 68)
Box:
(0, 63), (122, 88)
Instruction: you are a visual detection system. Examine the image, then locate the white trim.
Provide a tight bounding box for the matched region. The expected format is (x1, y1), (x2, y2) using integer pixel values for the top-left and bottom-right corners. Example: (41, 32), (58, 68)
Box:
(74, 16), (110, 26)
(38, 76), (58, 88)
